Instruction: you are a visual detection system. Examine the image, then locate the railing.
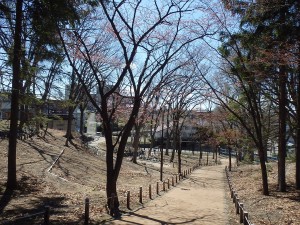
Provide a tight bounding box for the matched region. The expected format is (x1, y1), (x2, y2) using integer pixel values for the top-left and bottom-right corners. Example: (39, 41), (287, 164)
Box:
(225, 166), (254, 225)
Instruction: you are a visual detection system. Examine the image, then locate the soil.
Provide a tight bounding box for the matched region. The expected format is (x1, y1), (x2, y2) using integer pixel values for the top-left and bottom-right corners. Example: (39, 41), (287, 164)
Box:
(106, 160), (229, 225)
(0, 129), (299, 224)
(0, 129), (209, 224)
(227, 161), (300, 225)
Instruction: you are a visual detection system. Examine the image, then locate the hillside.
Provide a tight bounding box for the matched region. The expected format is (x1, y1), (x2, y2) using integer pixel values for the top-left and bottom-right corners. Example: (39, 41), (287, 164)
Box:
(0, 129), (201, 224)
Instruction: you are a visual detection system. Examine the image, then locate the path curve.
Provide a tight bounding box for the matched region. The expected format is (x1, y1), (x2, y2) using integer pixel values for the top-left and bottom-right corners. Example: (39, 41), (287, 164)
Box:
(106, 159), (229, 225)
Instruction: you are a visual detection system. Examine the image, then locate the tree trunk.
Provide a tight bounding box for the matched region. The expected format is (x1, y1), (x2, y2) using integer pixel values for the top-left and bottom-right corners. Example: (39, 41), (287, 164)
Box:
(278, 65), (287, 192)
(43, 123), (49, 138)
(65, 106), (74, 147)
(148, 113), (154, 159)
(176, 121), (181, 174)
(79, 105), (85, 135)
(250, 149), (254, 161)
(34, 105), (41, 136)
(228, 147), (232, 171)
(7, 0), (23, 190)
(103, 97), (140, 214)
(198, 143), (202, 164)
(191, 141), (194, 155)
(296, 62), (300, 189)
(177, 137), (182, 175)
(215, 146), (218, 164)
(160, 109), (165, 181)
(206, 148), (209, 165)
(258, 143), (269, 195)
(132, 124), (141, 164)
(200, 144), (203, 159)
(106, 167), (119, 214)
(165, 106), (170, 156)
(170, 126), (176, 163)
(18, 104), (28, 132)
(165, 131), (170, 156)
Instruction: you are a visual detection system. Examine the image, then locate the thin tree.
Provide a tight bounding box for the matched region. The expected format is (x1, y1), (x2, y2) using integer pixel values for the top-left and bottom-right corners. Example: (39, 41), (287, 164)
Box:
(7, 0), (23, 191)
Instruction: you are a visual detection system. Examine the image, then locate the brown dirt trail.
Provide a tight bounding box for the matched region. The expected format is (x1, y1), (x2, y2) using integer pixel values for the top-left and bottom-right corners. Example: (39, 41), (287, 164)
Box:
(106, 160), (229, 225)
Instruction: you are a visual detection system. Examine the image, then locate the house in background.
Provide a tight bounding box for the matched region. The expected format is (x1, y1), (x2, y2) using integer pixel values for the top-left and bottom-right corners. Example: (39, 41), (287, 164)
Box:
(0, 93), (76, 132)
(47, 114), (75, 131)
(0, 93), (11, 120)
(153, 110), (208, 150)
(43, 99), (76, 131)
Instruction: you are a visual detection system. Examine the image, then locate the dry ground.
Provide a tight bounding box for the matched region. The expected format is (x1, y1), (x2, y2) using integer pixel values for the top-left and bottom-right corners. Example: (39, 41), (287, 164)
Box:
(1, 129), (299, 224)
(107, 162), (228, 225)
(0, 129), (208, 224)
(228, 161), (300, 225)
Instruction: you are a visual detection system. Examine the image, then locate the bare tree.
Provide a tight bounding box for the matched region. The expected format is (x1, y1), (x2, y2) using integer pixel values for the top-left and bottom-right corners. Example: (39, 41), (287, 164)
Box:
(57, 0), (213, 214)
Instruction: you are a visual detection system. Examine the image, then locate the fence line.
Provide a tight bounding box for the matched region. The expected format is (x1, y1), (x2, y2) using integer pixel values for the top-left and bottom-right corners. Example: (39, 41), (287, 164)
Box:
(1, 163), (201, 224)
(225, 166), (254, 225)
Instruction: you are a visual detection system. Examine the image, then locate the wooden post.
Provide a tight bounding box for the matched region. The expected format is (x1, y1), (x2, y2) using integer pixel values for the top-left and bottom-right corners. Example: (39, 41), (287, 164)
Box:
(236, 197), (240, 214)
(84, 198), (89, 225)
(44, 205), (50, 225)
(156, 181), (159, 195)
(149, 184), (152, 199)
(175, 175), (178, 183)
(139, 186), (143, 204)
(167, 179), (170, 189)
(163, 181), (165, 191)
(110, 193), (115, 216)
(172, 176), (174, 186)
(239, 203), (244, 223)
(243, 212), (249, 225)
(127, 191), (130, 209)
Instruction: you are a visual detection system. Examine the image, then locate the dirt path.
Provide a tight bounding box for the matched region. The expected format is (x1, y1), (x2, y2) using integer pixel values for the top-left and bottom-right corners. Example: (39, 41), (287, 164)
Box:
(106, 159), (229, 225)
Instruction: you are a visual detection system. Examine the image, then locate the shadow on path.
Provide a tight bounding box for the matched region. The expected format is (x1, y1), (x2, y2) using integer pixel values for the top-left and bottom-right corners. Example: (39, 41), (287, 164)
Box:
(111, 210), (210, 224)
(0, 188), (13, 214)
